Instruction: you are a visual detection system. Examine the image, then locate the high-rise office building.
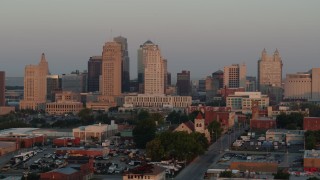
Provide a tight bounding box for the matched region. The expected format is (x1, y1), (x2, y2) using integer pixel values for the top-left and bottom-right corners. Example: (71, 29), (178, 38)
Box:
(61, 72), (87, 93)
(47, 75), (61, 102)
(258, 48), (283, 90)
(114, 36), (130, 93)
(246, 76), (257, 92)
(20, 53), (49, 110)
(137, 45), (144, 84)
(101, 41), (122, 96)
(284, 68), (320, 102)
(142, 40), (166, 95)
(167, 72), (171, 86)
(0, 71), (5, 106)
(87, 56), (102, 92)
(212, 70), (224, 90)
(223, 64), (246, 88)
(176, 70), (191, 96)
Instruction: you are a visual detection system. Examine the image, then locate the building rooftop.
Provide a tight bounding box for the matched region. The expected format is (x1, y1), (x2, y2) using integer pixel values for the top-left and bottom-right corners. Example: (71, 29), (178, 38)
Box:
(51, 167), (78, 175)
(0, 128), (39, 135)
(126, 164), (166, 176)
(305, 150), (320, 159)
(183, 121), (195, 131)
(266, 129), (305, 135)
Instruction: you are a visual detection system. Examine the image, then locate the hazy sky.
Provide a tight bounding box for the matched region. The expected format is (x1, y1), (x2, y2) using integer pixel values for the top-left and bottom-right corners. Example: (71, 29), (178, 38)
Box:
(1, 0), (320, 82)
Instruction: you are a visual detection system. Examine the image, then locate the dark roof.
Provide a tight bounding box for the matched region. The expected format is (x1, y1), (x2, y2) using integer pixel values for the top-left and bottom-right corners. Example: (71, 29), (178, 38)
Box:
(195, 113), (203, 120)
(183, 121), (195, 131)
(127, 164), (166, 175)
(51, 167), (78, 175)
(143, 40), (154, 45)
(212, 70), (223, 74)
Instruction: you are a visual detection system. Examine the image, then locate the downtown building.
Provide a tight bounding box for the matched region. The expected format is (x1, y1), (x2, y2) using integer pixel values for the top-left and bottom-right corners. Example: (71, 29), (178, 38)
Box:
(20, 53), (49, 110)
(87, 56), (102, 92)
(123, 41), (191, 110)
(86, 41), (123, 111)
(284, 68), (320, 102)
(223, 64), (246, 88)
(114, 36), (130, 93)
(257, 49), (283, 104)
(176, 70), (191, 96)
(0, 71), (5, 106)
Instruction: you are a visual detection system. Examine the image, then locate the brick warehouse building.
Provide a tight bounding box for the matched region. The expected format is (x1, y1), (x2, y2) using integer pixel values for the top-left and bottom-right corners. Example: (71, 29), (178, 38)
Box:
(304, 117), (320, 131)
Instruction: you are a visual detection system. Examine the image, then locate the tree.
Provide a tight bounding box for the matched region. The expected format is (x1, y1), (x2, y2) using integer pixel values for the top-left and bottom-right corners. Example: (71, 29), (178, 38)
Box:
(146, 131), (209, 161)
(137, 110), (150, 121)
(207, 121), (223, 142)
(220, 171), (233, 178)
(151, 113), (164, 125)
(146, 138), (165, 161)
(133, 119), (156, 148)
(276, 112), (304, 130)
(78, 108), (94, 125)
(273, 170), (290, 179)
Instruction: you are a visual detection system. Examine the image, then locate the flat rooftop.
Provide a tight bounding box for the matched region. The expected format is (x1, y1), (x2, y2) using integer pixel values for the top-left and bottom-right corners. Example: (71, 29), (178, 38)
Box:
(0, 128), (39, 135)
(304, 150), (320, 159)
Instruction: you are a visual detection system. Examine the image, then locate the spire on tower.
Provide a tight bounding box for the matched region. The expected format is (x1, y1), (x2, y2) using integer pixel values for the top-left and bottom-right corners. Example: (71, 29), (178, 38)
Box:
(40, 53), (46, 62)
(274, 48), (279, 55)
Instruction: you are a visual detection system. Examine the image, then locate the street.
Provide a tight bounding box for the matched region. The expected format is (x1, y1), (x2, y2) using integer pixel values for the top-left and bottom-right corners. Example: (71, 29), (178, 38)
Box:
(175, 126), (245, 180)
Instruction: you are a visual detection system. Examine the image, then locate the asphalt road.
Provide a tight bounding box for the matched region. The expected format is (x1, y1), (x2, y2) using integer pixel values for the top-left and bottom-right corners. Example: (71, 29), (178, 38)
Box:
(175, 126), (245, 180)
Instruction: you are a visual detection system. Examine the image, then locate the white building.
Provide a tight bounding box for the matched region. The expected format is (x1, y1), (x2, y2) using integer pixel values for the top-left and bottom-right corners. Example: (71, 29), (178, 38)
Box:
(72, 121), (118, 142)
(124, 94), (192, 109)
(226, 92), (269, 113)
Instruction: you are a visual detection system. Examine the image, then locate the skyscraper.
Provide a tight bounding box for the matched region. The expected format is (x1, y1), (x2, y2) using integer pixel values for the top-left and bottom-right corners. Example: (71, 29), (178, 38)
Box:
(258, 48), (283, 90)
(114, 36), (130, 93)
(20, 53), (49, 110)
(101, 41), (122, 96)
(176, 70), (191, 96)
(142, 40), (166, 95)
(47, 74), (60, 102)
(0, 71), (5, 106)
(212, 70), (224, 90)
(87, 56), (102, 92)
(223, 64), (246, 88)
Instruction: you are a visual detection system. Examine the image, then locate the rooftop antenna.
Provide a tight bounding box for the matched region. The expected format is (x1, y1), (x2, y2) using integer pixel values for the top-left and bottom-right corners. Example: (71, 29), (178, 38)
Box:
(110, 29), (113, 41)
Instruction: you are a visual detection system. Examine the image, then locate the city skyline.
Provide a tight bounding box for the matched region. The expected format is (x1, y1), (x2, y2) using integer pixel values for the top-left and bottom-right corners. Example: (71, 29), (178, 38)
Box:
(1, 1), (320, 81)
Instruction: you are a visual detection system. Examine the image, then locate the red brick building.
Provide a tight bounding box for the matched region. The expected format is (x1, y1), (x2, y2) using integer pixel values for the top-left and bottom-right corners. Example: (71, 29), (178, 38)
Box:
(187, 106), (235, 130)
(40, 163), (93, 180)
(0, 135), (46, 149)
(250, 117), (276, 130)
(53, 137), (81, 147)
(304, 117), (320, 131)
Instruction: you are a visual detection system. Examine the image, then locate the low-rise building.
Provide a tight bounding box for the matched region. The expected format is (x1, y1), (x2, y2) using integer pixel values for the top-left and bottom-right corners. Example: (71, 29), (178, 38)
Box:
(304, 150), (320, 172)
(72, 121), (118, 142)
(230, 161), (278, 173)
(0, 106), (15, 116)
(304, 117), (320, 131)
(267, 106), (309, 118)
(226, 92), (269, 113)
(266, 129), (305, 145)
(123, 164), (166, 180)
(46, 91), (83, 115)
(174, 113), (211, 142)
(250, 117), (276, 130)
(187, 106), (235, 131)
(40, 163), (93, 180)
(0, 128), (46, 148)
(124, 94), (192, 109)
(0, 141), (16, 156)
